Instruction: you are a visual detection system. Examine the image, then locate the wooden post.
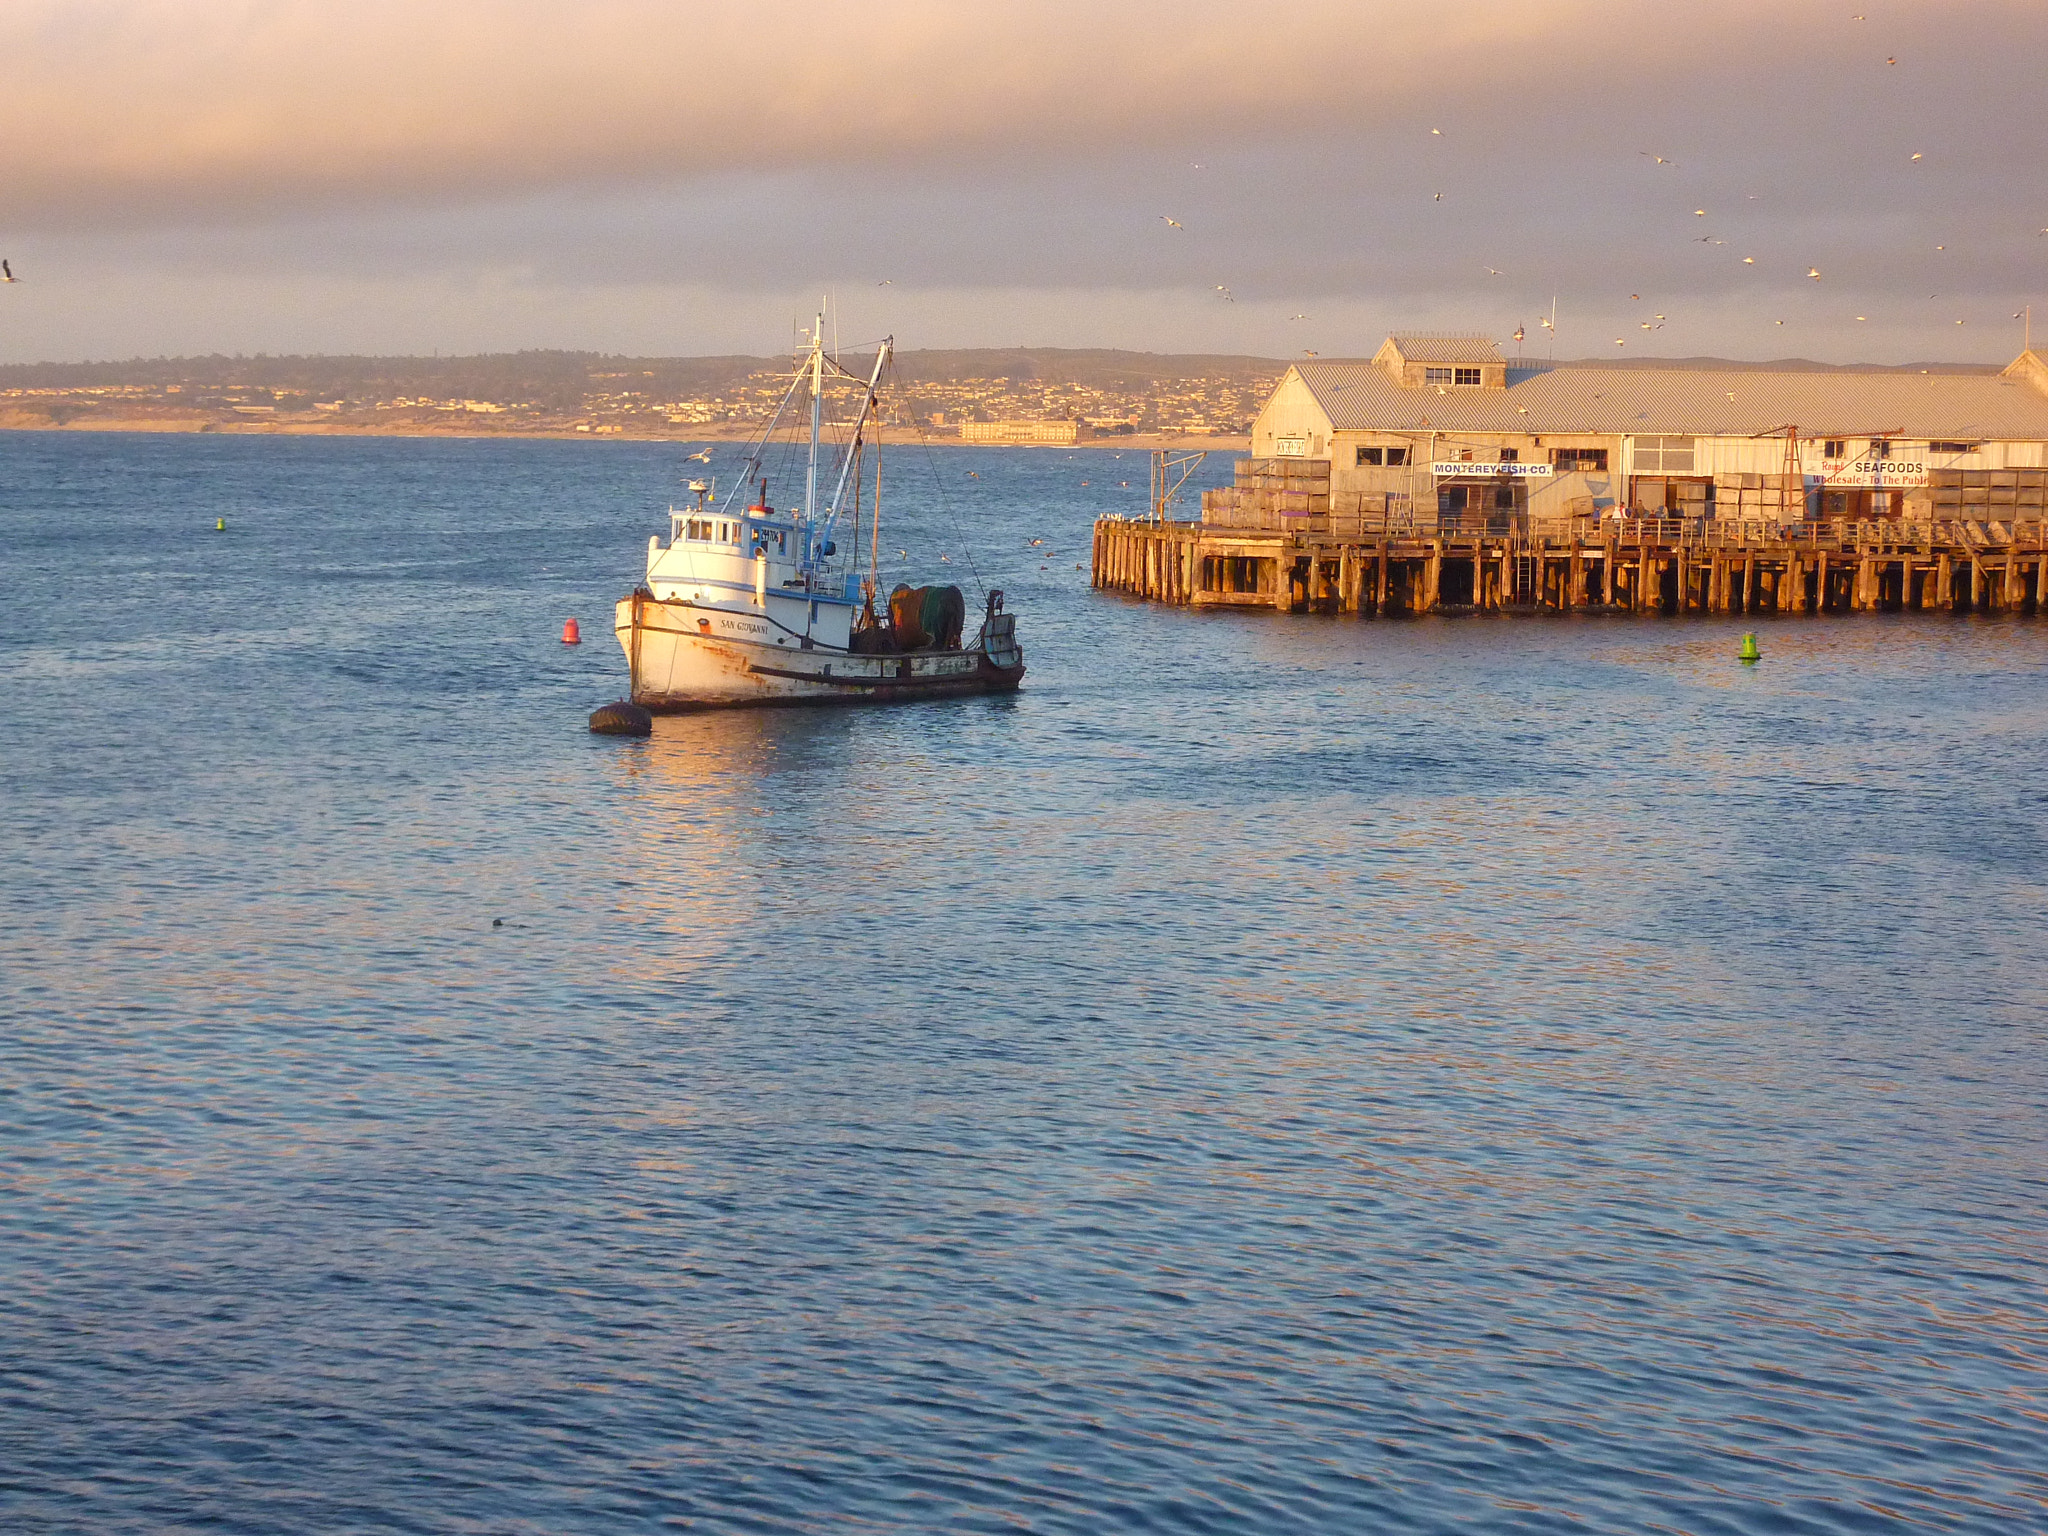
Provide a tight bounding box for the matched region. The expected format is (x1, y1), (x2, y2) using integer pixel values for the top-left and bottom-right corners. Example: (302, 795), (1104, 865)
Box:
(1376, 543), (1390, 616)
(1424, 541), (1443, 613)
(1742, 555), (1757, 613)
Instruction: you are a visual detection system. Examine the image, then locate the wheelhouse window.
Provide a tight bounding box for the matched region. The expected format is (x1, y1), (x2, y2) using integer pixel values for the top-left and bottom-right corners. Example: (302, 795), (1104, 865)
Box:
(1552, 448), (1608, 472)
(1633, 436), (1695, 473)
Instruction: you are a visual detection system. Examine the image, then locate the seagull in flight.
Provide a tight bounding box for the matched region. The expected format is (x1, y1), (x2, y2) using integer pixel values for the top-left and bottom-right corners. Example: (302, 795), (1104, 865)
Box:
(1214, 285), (1233, 301)
(1287, 313), (1309, 321)
(1, 260), (15, 283)
(1161, 216), (1183, 229)
(1483, 266), (1505, 276)
(877, 279), (893, 286)
(1640, 153), (1677, 166)
(1302, 349), (1320, 357)
(1808, 267), (1823, 279)
(685, 448), (713, 462)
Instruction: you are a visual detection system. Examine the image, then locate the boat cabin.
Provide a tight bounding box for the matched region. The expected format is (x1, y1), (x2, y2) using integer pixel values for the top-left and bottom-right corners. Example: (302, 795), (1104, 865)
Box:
(643, 488), (856, 651)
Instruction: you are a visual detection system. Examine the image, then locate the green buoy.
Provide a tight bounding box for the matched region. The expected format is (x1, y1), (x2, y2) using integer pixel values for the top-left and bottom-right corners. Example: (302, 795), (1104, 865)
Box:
(215, 517), (225, 531)
(1739, 632), (1760, 664)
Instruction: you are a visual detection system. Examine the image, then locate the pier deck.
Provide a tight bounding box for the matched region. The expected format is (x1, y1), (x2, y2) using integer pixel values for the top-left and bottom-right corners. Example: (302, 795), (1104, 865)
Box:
(1091, 516), (2048, 616)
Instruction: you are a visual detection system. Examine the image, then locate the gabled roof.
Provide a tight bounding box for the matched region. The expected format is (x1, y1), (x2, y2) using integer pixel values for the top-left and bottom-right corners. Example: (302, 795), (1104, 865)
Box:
(1288, 358), (2048, 440)
(1380, 334), (1506, 365)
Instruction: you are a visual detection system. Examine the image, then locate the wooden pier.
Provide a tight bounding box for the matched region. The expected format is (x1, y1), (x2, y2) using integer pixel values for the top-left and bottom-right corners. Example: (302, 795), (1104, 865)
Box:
(1091, 516), (2048, 616)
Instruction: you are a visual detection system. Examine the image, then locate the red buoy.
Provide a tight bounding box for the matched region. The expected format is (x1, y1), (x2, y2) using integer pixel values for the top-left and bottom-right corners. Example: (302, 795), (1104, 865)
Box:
(561, 617), (581, 644)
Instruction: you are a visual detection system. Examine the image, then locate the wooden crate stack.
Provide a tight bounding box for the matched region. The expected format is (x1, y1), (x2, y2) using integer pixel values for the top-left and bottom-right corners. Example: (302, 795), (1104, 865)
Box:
(1201, 457), (1331, 527)
(1715, 472), (1805, 517)
(1930, 469), (2048, 515)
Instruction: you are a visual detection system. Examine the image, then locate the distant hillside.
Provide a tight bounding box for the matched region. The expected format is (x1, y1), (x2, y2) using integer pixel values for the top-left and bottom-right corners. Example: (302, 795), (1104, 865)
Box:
(0, 347), (1289, 400)
(0, 347), (1996, 398)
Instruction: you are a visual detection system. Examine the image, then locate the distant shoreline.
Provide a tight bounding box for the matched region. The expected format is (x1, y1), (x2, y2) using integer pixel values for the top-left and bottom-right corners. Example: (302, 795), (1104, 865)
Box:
(0, 415), (1248, 452)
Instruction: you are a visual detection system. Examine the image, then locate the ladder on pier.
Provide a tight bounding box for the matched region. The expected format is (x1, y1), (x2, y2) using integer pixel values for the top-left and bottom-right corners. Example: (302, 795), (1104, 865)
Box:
(1511, 553), (1539, 606)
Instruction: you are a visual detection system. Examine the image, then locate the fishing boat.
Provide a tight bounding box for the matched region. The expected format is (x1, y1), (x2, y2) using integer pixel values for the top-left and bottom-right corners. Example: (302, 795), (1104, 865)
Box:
(612, 313), (1024, 710)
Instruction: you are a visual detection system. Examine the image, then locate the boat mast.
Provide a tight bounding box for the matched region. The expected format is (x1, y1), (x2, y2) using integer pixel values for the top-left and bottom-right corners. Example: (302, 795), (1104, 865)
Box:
(823, 338), (892, 523)
(805, 300), (825, 537)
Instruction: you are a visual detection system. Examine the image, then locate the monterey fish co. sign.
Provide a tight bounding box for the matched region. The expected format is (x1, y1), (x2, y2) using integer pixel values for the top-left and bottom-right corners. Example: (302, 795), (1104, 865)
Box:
(1431, 461), (1554, 478)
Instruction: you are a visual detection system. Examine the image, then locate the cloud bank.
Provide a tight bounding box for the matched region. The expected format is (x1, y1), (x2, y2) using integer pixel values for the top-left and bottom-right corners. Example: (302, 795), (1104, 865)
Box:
(1, 0), (2043, 363)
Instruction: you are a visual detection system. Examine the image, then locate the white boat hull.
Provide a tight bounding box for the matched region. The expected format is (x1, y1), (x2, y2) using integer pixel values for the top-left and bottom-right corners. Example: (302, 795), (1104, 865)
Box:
(615, 591), (1025, 710)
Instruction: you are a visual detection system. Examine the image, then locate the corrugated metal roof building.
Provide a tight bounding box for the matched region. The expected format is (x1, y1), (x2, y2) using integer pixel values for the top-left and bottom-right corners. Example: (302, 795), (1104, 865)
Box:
(1245, 335), (2048, 522)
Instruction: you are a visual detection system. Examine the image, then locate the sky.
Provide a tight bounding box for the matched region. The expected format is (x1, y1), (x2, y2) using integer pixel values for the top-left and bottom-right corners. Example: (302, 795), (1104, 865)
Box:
(1, 0), (2044, 366)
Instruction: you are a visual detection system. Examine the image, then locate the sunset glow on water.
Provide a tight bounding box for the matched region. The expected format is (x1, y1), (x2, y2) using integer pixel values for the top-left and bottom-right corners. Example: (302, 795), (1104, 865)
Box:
(5, 433), (2046, 1533)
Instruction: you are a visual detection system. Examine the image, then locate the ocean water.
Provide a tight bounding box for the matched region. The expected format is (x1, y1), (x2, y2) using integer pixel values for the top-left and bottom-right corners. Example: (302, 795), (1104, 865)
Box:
(3, 430), (2045, 1535)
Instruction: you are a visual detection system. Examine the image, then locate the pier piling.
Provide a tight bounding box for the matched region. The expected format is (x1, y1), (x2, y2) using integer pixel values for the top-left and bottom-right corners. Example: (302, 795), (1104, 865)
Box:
(1089, 513), (2048, 621)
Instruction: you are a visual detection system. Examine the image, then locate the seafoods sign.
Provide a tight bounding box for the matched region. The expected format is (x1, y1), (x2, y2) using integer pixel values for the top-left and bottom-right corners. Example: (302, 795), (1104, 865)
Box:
(1431, 461), (1554, 478)
(1820, 457), (1929, 488)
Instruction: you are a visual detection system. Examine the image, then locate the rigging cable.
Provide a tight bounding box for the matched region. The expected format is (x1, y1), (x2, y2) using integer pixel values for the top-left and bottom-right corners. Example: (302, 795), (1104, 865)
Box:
(888, 354), (987, 602)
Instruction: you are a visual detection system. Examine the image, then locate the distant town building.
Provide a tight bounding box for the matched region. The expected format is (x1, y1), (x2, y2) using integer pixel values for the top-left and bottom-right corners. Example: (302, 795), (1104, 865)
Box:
(960, 420), (1085, 446)
(1238, 333), (2048, 523)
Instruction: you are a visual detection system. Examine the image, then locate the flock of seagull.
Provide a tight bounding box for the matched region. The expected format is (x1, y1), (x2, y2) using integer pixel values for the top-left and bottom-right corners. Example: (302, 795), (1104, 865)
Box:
(1140, 13), (2043, 355)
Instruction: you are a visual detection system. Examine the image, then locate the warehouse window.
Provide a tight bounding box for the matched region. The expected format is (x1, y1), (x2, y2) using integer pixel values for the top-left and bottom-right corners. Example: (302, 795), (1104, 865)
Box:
(1498, 449), (1518, 462)
(1823, 439), (1845, 458)
(1868, 439), (1891, 459)
(1357, 446), (1382, 465)
(1634, 436), (1695, 473)
(1553, 448), (1608, 472)
(1930, 441), (1976, 455)
(1454, 368), (1482, 386)
(1386, 447), (1407, 465)
(1425, 367), (1452, 385)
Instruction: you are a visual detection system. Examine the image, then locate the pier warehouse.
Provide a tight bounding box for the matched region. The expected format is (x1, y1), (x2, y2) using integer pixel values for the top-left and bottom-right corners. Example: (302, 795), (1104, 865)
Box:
(1234, 334), (2048, 526)
(1096, 335), (2048, 616)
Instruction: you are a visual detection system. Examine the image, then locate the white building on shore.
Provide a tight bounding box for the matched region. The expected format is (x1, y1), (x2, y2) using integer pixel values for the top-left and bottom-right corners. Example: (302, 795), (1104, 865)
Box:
(1243, 334), (2048, 524)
